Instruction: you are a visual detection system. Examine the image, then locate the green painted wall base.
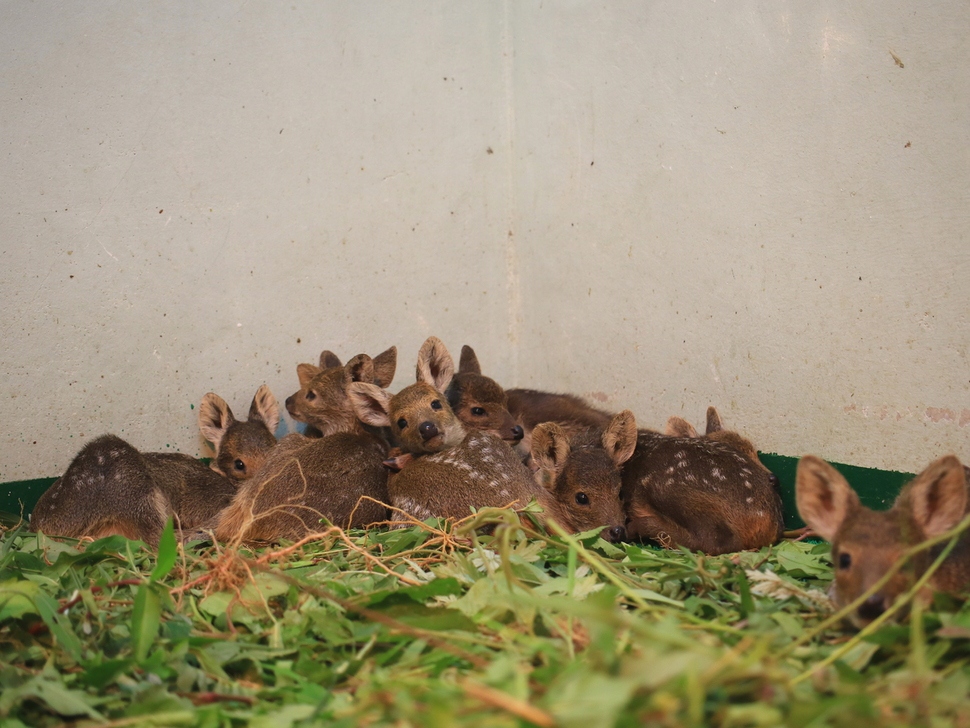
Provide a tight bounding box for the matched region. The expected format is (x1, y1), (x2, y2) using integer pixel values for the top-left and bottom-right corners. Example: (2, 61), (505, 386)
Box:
(0, 454), (917, 531)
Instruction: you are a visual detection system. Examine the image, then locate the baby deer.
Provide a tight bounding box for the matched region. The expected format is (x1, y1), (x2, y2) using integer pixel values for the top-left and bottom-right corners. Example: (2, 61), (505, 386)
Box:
(622, 414), (784, 555)
(215, 353), (395, 543)
(506, 387), (615, 458)
(446, 345), (523, 444)
(530, 411), (637, 541)
(796, 454), (970, 627)
(348, 337), (466, 456)
(31, 386), (279, 547)
(664, 406), (780, 489)
(285, 346), (397, 437)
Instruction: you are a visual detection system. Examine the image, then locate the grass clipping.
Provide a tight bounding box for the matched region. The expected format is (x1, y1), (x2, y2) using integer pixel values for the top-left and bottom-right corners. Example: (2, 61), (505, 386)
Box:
(2, 511), (970, 728)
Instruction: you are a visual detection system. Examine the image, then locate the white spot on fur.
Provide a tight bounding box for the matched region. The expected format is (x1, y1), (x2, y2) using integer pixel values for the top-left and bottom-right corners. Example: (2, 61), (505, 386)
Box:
(744, 481), (752, 488)
(675, 451), (686, 460)
(746, 497), (753, 504)
(666, 466), (675, 475)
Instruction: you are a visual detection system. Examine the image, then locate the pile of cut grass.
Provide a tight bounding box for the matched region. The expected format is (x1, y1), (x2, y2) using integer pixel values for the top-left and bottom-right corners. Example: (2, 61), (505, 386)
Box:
(1, 510), (969, 727)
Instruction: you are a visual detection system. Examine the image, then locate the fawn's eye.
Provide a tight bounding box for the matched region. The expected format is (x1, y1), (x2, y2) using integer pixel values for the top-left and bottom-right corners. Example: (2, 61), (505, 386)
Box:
(397, 418), (408, 430)
(305, 391), (316, 401)
(575, 492), (589, 505)
(430, 400), (443, 411)
(471, 407), (486, 416)
(233, 459), (246, 472)
(838, 552), (852, 569)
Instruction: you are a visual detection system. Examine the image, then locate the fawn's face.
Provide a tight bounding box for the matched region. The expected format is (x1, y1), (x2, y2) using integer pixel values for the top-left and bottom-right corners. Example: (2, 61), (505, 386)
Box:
(447, 372), (523, 444)
(285, 364), (357, 436)
(545, 447), (627, 542)
(389, 383), (466, 454)
(829, 508), (913, 627)
(215, 421), (278, 484)
(797, 453), (967, 629)
(199, 385), (279, 484)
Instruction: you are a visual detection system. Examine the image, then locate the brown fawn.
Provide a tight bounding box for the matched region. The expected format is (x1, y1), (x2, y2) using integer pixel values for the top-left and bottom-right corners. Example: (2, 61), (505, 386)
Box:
(285, 346), (397, 437)
(796, 454), (970, 627)
(622, 412), (784, 555)
(30, 386), (279, 547)
(446, 345), (524, 444)
(664, 406), (780, 489)
(215, 351), (395, 543)
(505, 387), (615, 458)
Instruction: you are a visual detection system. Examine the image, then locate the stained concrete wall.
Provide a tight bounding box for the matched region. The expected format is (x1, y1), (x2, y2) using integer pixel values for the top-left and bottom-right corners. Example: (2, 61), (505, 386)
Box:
(1, 2), (967, 481)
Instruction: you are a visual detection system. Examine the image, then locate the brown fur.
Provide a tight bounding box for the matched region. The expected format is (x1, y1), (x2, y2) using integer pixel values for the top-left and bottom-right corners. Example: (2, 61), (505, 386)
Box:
(199, 384), (280, 483)
(622, 421), (784, 555)
(31, 388), (279, 547)
(214, 431), (389, 542)
(285, 346), (397, 437)
(348, 337), (466, 456)
(217, 354), (395, 543)
(796, 454), (970, 627)
(531, 410), (638, 541)
(664, 406), (780, 488)
(445, 345), (523, 444)
(506, 387), (614, 458)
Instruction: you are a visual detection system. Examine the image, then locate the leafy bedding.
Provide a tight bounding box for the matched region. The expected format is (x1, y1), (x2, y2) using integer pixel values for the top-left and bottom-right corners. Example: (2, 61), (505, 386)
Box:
(1, 510), (969, 727)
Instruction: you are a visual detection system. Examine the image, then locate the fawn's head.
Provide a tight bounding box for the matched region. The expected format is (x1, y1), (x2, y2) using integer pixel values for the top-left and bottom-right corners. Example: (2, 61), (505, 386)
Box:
(285, 347), (397, 436)
(446, 345), (523, 444)
(349, 336), (465, 454)
(531, 410), (637, 542)
(796, 454), (968, 627)
(199, 385), (279, 484)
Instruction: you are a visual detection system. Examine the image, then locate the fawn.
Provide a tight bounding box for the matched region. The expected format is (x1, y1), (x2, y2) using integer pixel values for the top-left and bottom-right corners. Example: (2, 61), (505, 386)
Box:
(446, 345), (524, 444)
(214, 352), (395, 543)
(796, 454), (970, 627)
(30, 386), (279, 547)
(622, 412), (784, 555)
(285, 346), (397, 437)
(505, 387), (615, 458)
(530, 411), (637, 541)
(348, 337), (466, 456)
(664, 406), (780, 489)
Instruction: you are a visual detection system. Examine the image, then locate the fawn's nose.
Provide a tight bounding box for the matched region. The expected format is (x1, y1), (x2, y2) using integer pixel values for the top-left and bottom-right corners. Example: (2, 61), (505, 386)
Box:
(857, 594), (887, 621)
(607, 525), (626, 542)
(511, 425), (524, 441)
(418, 421), (439, 441)
(768, 473), (780, 488)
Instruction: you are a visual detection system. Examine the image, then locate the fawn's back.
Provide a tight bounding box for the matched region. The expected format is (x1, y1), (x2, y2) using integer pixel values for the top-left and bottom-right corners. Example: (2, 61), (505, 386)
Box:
(622, 417), (784, 554)
(31, 386), (279, 546)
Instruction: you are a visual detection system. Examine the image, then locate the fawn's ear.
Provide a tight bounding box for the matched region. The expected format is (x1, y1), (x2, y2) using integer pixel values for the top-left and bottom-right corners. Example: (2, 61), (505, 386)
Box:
(347, 382), (393, 428)
(795, 456), (860, 541)
(416, 336), (455, 392)
(199, 393), (235, 448)
(908, 455), (968, 538)
(297, 363), (322, 388)
(603, 410), (638, 466)
(458, 345), (482, 375)
(665, 416), (698, 438)
(531, 422), (571, 490)
(705, 407), (723, 435)
(372, 346), (397, 388)
(248, 385), (280, 433)
(319, 351), (342, 369)
(345, 354), (376, 384)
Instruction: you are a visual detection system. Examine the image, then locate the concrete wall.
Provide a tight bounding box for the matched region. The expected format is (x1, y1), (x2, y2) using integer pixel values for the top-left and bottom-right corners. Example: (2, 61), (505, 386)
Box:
(2, 2), (967, 481)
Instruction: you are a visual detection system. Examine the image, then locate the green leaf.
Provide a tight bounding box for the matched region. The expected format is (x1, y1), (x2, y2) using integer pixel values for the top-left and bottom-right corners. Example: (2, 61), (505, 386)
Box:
(0, 580), (40, 621)
(0, 671), (102, 719)
(150, 518), (177, 583)
(130, 583), (162, 662)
